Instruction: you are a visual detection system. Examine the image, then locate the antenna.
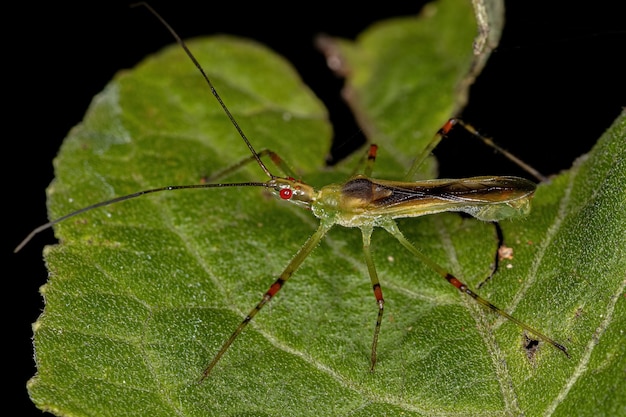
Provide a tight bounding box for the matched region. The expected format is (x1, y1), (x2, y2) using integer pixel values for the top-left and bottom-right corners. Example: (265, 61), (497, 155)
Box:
(131, 2), (273, 178)
(15, 3), (283, 253)
(14, 182), (268, 253)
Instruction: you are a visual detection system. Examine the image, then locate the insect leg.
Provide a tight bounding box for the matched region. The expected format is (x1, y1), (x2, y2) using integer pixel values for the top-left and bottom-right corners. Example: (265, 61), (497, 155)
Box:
(451, 119), (547, 182)
(404, 118), (547, 182)
(404, 119), (455, 181)
(363, 144), (379, 177)
(205, 149), (299, 182)
(381, 219), (569, 357)
(345, 144), (379, 178)
(360, 225), (385, 371)
(478, 222), (505, 289)
(199, 221), (333, 381)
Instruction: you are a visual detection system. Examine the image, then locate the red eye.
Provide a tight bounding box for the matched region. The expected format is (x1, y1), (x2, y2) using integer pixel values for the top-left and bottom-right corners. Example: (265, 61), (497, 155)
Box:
(279, 188), (293, 200)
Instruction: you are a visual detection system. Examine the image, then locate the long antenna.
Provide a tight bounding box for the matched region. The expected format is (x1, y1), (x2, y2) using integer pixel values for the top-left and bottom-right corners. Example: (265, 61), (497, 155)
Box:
(131, 2), (273, 179)
(14, 182), (268, 253)
(15, 3), (278, 253)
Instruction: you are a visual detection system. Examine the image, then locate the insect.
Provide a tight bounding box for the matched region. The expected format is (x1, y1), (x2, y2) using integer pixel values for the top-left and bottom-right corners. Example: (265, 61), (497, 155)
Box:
(17, 3), (569, 383)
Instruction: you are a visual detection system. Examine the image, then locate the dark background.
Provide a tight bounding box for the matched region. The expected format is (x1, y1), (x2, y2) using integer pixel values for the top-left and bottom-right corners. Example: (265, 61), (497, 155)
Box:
(7, 1), (624, 415)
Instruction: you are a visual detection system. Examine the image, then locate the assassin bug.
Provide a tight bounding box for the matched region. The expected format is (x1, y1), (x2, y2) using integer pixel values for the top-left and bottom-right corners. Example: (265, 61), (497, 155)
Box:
(16, 3), (569, 383)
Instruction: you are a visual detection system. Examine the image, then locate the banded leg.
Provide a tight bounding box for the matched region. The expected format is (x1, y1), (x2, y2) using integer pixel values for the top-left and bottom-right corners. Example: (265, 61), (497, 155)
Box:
(381, 219), (569, 357)
(360, 147), (385, 370)
(206, 148), (300, 182)
(200, 221), (333, 381)
(360, 225), (385, 371)
(345, 143), (379, 178)
(452, 119), (547, 182)
(405, 118), (547, 182)
(404, 119), (455, 181)
(363, 144), (379, 177)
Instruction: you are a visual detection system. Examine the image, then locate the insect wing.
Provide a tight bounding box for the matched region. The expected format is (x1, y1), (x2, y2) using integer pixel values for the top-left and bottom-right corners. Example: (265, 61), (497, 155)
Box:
(361, 176), (535, 221)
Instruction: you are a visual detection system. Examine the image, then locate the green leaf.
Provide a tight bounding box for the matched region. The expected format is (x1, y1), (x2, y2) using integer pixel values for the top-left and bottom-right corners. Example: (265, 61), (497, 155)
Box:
(28, 0), (626, 416)
(320, 0), (484, 178)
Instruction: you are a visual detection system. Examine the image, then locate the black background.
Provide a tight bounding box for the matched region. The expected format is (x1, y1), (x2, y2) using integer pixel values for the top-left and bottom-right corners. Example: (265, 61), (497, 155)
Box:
(7, 1), (624, 415)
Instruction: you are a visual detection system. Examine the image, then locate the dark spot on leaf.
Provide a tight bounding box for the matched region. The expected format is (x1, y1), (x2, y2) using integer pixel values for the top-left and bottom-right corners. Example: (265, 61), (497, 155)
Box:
(524, 334), (540, 362)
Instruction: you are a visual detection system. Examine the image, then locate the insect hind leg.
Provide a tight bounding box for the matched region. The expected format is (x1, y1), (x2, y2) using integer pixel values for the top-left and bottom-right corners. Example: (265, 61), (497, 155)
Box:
(403, 119), (453, 181)
(451, 119), (547, 182)
(404, 118), (547, 182)
(380, 219), (569, 358)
